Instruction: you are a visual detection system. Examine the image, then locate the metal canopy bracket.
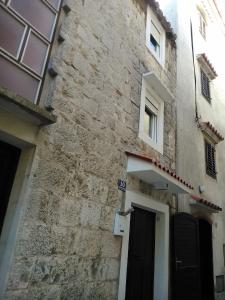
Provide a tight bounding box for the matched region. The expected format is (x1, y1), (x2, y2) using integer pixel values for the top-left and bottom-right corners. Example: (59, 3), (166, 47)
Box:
(152, 182), (169, 190)
(190, 202), (220, 213)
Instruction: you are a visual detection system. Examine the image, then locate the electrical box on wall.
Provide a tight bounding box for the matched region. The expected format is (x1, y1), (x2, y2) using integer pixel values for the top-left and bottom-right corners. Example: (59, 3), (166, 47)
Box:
(113, 211), (127, 236)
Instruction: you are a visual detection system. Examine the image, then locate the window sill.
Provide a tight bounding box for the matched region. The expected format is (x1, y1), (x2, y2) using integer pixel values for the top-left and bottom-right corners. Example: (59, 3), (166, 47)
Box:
(143, 71), (174, 102)
(139, 132), (163, 154)
(202, 93), (211, 104)
(199, 31), (206, 41)
(0, 86), (56, 126)
(146, 44), (164, 68)
(206, 172), (217, 181)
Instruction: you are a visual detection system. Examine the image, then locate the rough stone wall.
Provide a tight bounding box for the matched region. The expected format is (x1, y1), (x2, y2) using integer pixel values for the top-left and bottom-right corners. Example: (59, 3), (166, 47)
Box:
(2, 0), (176, 299)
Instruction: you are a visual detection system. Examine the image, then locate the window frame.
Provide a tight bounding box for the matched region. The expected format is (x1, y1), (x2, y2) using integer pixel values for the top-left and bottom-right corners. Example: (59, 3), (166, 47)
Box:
(199, 11), (207, 40)
(198, 9), (207, 39)
(0, 6), (27, 60)
(144, 98), (158, 142)
(0, 1), (62, 103)
(139, 77), (164, 154)
(205, 139), (217, 179)
(146, 6), (166, 66)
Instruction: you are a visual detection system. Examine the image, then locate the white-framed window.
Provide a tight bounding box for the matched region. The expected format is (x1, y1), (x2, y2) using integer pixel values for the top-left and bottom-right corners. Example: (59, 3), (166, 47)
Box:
(139, 77), (164, 154)
(146, 6), (166, 65)
(198, 9), (207, 39)
(205, 139), (217, 179)
(201, 68), (211, 102)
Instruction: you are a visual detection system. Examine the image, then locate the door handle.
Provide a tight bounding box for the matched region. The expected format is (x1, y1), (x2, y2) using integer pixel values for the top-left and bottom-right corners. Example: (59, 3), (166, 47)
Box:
(176, 259), (182, 269)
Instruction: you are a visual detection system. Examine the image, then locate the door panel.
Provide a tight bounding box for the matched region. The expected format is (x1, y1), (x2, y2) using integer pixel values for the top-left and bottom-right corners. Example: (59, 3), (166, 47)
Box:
(125, 206), (156, 300)
(171, 213), (202, 300)
(199, 219), (215, 300)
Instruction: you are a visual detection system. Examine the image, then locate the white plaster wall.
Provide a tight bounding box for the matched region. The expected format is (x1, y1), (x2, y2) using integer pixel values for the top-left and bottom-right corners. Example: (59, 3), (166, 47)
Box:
(160, 0), (225, 296)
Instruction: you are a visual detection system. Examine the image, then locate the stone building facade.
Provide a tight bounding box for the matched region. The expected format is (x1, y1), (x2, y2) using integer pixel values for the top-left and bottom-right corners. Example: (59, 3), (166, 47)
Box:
(0, 0), (184, 299)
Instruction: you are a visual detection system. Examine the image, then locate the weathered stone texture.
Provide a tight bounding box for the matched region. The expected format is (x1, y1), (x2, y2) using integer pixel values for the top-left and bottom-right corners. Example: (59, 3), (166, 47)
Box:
(3, 0), (176, 299)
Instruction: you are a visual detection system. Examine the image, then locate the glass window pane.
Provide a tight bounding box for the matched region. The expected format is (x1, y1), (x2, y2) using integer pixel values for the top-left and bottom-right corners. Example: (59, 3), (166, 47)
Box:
(22, 31), (49, 76)
(144, 110), (150, 136)
(144, 107), (157, 141)
(150, 35), (160, 57)
(0, 56), (40, 102)
(0, 7), (26, 57)
(10, 0), (56, 40)
(47, 0), (61, 10)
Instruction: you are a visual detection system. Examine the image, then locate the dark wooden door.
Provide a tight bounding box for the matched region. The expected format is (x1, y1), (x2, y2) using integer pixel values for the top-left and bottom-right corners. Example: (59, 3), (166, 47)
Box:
(171, 213), (202, 300)
(0, 140), (21, 234)
(199, 219), (215, 300)
(125, 206), (156, 300)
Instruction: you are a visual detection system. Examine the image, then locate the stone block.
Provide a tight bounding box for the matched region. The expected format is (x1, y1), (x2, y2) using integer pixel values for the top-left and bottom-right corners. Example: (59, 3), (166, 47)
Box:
(90, 257), (120, 281)
(58, 197), (81, 227)
(82, 280), (118, 300)
(26, 285), (61, 300)
(7, 257), (35, 290)
(80, 200), (102, 228)
(100, 231), (121, 258)
(99, 205), (116, 232)
(73, 228), (102, 257)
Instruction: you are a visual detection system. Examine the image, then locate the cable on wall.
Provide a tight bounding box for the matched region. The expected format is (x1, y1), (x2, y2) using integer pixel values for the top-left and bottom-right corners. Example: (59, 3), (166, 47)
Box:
(190, 19), (200, 122)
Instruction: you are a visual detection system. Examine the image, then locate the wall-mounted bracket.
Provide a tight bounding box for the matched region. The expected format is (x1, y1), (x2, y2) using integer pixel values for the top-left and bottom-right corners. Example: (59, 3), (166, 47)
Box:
(152, 182), (169, 190)
(118, 207), (134, 216)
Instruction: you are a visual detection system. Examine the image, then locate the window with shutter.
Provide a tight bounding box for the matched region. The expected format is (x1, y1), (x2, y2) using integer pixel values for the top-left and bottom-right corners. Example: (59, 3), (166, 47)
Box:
(205, 140), (216, 179)
(201, 69), (211, 101)
(150, 21), (160, 58)
(199, 11), (206, 39)
(139, 78), (164, 154)
(146, 6), (166, 65)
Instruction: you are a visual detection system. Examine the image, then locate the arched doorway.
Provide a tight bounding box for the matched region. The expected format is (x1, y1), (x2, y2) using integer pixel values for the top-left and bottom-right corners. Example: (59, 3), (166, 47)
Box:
(198, 219), (214, 300)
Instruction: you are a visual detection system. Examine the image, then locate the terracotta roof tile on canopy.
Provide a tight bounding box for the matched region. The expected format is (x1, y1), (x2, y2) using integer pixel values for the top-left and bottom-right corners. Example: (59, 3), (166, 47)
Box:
(126, 151), (194, 190)
(148, 0), (176, 45)
(200, 121), (224, 144)
(197, 53), (218, 80)
(191, 194), (222, 211)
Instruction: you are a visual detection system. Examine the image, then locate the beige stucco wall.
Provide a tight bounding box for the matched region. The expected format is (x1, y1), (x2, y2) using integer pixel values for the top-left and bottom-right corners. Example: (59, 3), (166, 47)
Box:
(0, 0), (176, 299)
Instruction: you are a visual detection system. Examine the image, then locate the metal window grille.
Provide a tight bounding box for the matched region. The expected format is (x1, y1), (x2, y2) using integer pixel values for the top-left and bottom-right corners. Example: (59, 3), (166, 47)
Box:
(201, 70), (211, 101)
(205, 140), (216, 178)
